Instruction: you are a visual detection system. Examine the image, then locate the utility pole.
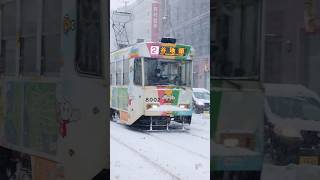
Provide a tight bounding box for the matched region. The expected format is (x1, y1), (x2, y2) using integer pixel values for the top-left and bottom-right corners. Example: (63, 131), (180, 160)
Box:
(161, 0), (175, 37)
(111, 1), (133, 49)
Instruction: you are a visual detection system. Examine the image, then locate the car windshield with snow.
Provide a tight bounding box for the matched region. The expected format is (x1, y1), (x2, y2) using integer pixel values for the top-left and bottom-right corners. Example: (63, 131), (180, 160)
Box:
(267, 96), (320, 121)
(194, 91), (210, 100)
(192, 89), (210, 114)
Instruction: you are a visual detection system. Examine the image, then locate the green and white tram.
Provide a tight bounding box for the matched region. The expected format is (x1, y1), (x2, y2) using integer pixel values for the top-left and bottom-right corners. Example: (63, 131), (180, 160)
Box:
(0, 0), (108, 179)
(110, 38), (194, 130)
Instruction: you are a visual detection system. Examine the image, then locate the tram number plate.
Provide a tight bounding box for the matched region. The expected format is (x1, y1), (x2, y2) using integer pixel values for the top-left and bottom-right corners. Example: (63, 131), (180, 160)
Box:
(145, 97), (160, 102)
(299, 156), (318, 165)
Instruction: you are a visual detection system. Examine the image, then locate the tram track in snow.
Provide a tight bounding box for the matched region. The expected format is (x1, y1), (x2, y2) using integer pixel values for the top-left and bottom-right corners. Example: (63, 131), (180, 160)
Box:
(184, 130), (210, 141)
(111, 119), (209, 160)
(111, 135), (183, 180)
(110, 121), (210, 180)
(144, 131), (209, 160)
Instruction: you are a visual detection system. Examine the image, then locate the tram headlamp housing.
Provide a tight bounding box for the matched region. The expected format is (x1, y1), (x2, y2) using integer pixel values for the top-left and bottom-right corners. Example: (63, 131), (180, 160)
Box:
(146, 104), (159, 109)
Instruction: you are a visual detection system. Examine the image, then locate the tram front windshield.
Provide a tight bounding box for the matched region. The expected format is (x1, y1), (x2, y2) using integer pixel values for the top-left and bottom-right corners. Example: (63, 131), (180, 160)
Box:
(144, 58), (192, 87)
(213, 0), (260, 79)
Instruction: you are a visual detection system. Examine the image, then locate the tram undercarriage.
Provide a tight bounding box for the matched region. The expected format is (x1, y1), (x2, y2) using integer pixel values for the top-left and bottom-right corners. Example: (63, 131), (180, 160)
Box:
(132, 115), (191, 131)
(213, 171), (261, 180)
(111, 109), (191, 131)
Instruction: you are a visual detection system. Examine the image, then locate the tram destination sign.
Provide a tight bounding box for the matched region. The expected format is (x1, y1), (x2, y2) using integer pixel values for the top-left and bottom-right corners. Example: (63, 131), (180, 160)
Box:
(150, 45), (187, 56)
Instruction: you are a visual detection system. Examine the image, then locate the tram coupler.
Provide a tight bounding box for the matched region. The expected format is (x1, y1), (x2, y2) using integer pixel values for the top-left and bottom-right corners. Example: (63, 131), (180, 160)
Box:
(149, 116), (153, 131)
(181, 116), (185, 131)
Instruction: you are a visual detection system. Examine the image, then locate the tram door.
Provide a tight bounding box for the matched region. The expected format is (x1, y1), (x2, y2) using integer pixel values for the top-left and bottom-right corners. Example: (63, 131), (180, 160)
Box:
(61, 0), (109, 179)
(128, 58), (144, 125)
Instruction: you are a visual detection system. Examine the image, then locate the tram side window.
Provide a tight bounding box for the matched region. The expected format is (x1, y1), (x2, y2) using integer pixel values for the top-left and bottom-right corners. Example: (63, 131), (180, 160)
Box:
(123, 58), (129, 85)
(76, 0), (102, 76)
(2, 2), (17, 76)
(0, 41), (4, 74)
(116, 60), (122, 85)
(42, 0), (61, 75)
(110, 62), (116, 85)
(21, 0), (37, 75)
(183, 62), (192, 87)
(134, 59), (142, 85)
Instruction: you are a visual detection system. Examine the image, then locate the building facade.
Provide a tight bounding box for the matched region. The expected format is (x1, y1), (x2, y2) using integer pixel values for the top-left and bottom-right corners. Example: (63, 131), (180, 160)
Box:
(160, 0), (210, 89)
(111, 0), (161, 51)
(111, 0), (210, 89)
(263, 0), (320, 95)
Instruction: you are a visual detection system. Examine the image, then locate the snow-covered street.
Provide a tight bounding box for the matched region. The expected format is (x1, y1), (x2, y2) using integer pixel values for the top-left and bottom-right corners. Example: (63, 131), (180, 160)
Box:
(110, 113), (210, 180)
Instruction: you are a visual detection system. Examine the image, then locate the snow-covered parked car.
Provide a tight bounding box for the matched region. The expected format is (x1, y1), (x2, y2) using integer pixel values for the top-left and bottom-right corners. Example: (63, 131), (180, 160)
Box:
(264, 83), (320, 165)
(192, 88), (210, 114)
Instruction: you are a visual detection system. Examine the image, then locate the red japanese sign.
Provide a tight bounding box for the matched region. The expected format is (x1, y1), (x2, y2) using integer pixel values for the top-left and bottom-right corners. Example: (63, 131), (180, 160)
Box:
(151, 3), (160, 42)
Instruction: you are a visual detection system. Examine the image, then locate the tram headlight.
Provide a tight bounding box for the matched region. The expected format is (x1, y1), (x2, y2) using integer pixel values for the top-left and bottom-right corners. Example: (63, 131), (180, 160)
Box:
(146, 104), (159, 109)
(152, 104), (159, 109)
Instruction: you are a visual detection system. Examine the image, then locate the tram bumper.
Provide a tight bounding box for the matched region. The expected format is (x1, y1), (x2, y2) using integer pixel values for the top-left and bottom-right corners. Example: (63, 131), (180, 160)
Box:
(145, 104), (192, 117)
(131, 105), (192, 130)
(212, 143), (263, 171)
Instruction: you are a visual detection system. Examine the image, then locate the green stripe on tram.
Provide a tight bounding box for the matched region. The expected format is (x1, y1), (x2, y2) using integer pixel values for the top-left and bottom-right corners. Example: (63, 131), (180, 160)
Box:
(211, 90), (222, 138)
(211, 79), (223, 171)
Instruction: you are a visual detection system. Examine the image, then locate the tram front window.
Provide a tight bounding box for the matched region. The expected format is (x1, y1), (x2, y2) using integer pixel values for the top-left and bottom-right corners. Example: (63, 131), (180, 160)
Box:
(144, 58), (191, 86)
(213, 0), (260, 79)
